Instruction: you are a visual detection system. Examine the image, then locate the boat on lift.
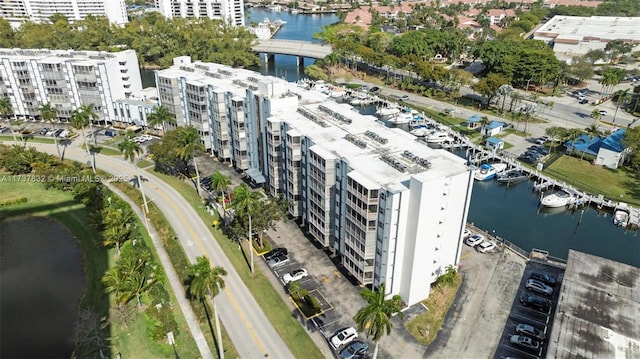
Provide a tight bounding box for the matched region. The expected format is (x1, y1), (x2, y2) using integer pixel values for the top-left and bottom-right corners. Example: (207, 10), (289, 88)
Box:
(473, 163), (508, 181)
(613, 203), (630, 227)
(496, 169), (529, 184)
(540, 189), (577, 208)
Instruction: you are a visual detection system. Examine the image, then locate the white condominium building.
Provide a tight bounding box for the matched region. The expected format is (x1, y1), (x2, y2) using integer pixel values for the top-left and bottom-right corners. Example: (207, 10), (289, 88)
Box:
(155, 0), (245, 26)
(0, 48), (142, 122)
(155, 56), (473, 307)
(0, 0), (128, 27)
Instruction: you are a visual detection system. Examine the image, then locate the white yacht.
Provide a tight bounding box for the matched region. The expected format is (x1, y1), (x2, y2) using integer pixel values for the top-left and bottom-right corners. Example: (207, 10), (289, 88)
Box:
(375, 104), (401, 120)
(473, 163), (507, 181)
(540, 189), (577, 208)
(426, 130), (454, 143)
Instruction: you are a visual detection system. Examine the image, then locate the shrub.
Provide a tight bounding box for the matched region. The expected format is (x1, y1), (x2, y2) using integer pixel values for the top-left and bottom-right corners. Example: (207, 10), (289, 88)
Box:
(0, 196), (28, 208)
(145, 304), (179, 342)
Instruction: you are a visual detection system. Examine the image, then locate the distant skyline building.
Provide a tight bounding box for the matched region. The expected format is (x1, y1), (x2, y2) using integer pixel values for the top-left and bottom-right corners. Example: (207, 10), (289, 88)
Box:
(0, 0), (128, 27)
(155, 0), (245, 26)
(0, 48), (142, 122)
(154, 56), (473, 306)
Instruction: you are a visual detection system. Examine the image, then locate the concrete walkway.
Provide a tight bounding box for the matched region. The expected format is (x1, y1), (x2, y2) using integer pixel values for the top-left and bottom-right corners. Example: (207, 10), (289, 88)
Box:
(105, 183), (214, 359)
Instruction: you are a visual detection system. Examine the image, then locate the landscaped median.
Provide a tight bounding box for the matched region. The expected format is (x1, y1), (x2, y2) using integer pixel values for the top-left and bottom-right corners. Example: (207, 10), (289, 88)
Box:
(405, 272), (462, 345)
(151, 171), (325, 359)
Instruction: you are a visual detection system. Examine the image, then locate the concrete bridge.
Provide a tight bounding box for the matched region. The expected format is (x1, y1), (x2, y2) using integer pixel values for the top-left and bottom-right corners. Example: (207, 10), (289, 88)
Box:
(252, 39), (333, 66)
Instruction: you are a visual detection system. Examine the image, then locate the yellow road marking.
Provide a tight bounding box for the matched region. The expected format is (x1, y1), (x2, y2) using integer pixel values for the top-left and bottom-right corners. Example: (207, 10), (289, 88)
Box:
(460, 253), (472, 260)
(152, 187), (269, 355)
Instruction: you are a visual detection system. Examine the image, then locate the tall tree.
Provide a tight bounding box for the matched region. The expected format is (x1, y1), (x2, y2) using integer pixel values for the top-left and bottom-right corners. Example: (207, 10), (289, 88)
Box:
(545, 126), (568, 153)
(210, 171), (232, 214)
(472, 73), (508, 106)
(232, 184), (262, 274)
(39, 102), (61, 158)
(611, 89), (630, 125)
(566, 128), (584, 155)
(582, 124), (602, 160)
(102, 267), (134, 306)
(591, 108), (603, 123)
(188, 256), (227, 359)
(353, 283), (404, 359)
(118, 136), (150, 213)
(621, 126), (640, 169)
(70, 107), (95, 173)
(0, 96), (18, 142)
(146, 105), (176, 136)
(175, 126), (205, 197)
(79, 104), (100, 145)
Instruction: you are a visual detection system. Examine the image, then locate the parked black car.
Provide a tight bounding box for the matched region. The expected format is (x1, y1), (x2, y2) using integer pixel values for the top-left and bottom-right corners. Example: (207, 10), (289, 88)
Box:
(520, 294), (551, 312)
(264, 247), (288, 261)
(531, 271), (557, 286)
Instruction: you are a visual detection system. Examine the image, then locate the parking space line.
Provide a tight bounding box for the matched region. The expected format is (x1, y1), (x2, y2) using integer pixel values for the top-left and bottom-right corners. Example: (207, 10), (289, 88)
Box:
(506, 344), (540, 359)
(510, 313), (548, 328)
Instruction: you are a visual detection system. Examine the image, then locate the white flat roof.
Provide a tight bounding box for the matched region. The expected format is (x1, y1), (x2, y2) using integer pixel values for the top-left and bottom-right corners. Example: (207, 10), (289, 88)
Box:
(162, 59), (470, 190)
(534, 16), (640, 42)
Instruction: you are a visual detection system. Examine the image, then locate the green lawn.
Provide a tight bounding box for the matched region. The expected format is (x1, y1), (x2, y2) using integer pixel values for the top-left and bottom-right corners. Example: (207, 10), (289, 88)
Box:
(138, 159), (154, 169)
(0, 180), (202, 359)
(544, 156), (640, 206)
(153, 171), (325, 359)
(0, 135), (57, 144)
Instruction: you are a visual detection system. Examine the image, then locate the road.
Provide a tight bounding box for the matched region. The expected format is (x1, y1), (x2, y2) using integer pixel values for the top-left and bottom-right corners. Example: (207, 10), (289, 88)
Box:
(25, 141), (295, 359)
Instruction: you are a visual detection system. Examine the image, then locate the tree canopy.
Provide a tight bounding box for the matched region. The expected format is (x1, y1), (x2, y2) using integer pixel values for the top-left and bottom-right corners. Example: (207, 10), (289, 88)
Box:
(2, 13), (259, 68)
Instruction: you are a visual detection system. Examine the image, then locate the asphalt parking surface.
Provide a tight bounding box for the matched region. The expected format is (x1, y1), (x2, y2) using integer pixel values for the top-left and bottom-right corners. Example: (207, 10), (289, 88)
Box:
(494, 261), (565, 359)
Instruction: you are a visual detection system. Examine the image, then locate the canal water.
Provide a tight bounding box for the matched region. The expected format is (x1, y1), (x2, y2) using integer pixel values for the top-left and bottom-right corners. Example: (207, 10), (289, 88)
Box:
(0, 216), (85, 358)
(141, 9), (639, 267)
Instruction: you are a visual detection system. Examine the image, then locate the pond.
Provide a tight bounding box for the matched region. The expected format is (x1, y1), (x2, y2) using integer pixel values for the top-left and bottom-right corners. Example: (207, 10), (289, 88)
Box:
(0, 216), (85, 358)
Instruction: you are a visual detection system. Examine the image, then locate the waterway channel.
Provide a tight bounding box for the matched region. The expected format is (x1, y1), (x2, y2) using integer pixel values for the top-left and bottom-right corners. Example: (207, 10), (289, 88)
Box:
(141, 9), (639, 267)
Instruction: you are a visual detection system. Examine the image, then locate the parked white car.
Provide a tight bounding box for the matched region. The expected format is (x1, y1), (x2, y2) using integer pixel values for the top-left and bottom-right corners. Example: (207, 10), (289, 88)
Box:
(330, 327), (358, 349)
(463, 228), (472, 239)
(476, 240), (496, 253)
(465, 234), (484, 247)
(282, 268), (308, 285)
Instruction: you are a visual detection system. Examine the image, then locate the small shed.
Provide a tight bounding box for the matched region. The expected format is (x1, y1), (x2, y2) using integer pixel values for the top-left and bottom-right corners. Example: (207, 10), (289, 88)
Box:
(595, 129), (627, 169)
(482, 121), (504, 137)
(485, 136), (504, 151)
(466, 114), (482, 129)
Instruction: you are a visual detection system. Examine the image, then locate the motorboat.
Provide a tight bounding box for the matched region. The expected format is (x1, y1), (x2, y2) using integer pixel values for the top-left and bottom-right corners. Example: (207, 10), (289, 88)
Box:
(496, 170), (528, 184)
(387, 112), (414, 125)
(540, 189), (576, 208)
(375, 104), (401, 120)
(473, 163), (508, 181)
(426, 131), (454, 143)
(410, 127), (429, 137)
(613, 203), (630, 227)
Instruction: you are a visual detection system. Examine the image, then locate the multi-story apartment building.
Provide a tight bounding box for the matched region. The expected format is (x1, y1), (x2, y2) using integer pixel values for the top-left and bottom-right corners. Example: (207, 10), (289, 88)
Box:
(155, 0), (245, 26)
(0, 0), (128, 27)
(155, 57), (473, 306)
(0, 48), (142, 122)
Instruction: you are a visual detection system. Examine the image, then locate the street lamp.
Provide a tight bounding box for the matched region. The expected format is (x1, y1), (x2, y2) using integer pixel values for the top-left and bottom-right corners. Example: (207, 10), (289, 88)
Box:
(167, 332), (179, 359)
(526, 78), (533, 94)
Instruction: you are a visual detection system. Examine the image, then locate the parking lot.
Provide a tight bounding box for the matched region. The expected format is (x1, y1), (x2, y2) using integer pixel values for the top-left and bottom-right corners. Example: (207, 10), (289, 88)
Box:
(494, 261), (565, 359)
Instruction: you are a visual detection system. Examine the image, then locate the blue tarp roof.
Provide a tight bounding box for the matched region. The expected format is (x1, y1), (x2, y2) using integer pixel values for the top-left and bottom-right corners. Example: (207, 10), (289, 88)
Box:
(468, 114), (482, 123)
(486, 136), (503, 145)
(600, 129), (626, 153)
(486, 121), (503, 130)
(565, 134), (601, 156)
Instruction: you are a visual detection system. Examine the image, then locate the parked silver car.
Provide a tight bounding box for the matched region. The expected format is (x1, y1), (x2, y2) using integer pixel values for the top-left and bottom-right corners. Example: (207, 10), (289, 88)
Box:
(525, 279), (553, 296)
(267, 255), (290, 268)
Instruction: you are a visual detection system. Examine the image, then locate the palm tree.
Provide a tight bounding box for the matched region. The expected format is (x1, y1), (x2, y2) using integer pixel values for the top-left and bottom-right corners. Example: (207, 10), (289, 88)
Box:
(146, 105), (176, 136)
(70, 107), (95, 173)
(545, 126), (568, 153)
(101, 206), (136, 255)
(611, 89), (630, 125)
(582, 124), (602, 160)
(118, 136), (150, 213)
(232, 184), (262, 274)
(79, 104), (100, 145)
(211, 171), (232, 213)
(566, 128), (583, 156)
(102, 267), (134, 306)
(39, 102), (60, 158)
(175, 126), (205, 197)
(353, 283), (404, 359)
(188, 256), (227, 359)
(0, 96), (18, 142)
(591, 108), (602, 124)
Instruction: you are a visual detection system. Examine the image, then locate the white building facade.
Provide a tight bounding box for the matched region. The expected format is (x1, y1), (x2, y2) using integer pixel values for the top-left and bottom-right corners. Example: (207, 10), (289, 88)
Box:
(155, 57), (473, 306)
(155, 0), (245, 26)
(0, 48), (142, 122)
(0, 0), (128, 27)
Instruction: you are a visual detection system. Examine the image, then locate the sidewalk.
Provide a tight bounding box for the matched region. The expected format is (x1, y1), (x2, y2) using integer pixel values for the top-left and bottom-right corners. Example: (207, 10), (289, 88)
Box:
(105, 183), (214, 359)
